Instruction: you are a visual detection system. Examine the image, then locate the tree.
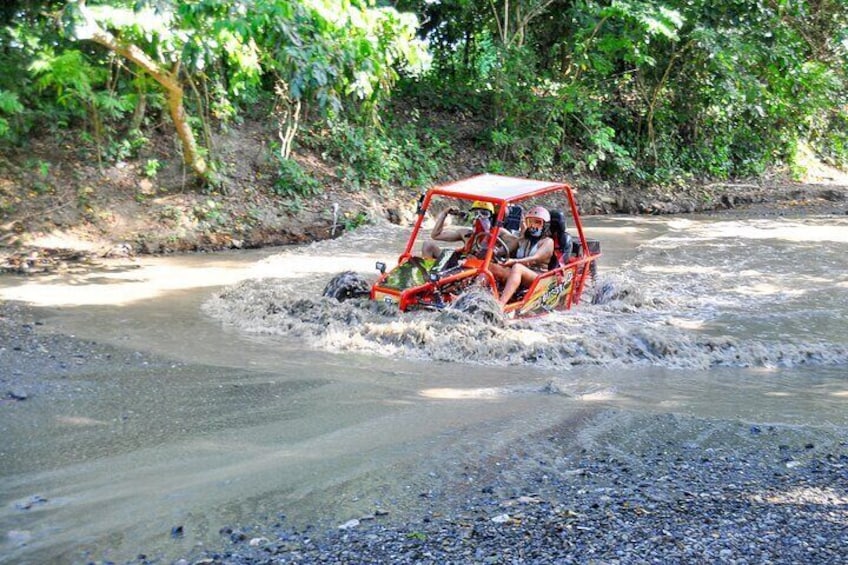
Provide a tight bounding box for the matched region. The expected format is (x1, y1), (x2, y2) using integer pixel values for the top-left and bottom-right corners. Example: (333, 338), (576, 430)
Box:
(488, 0), (557, 48)
(253, 0), (429, 158)
(401, 0), (847, 180)
(61, 0), (428, 178)
(65, 0), (261, 179)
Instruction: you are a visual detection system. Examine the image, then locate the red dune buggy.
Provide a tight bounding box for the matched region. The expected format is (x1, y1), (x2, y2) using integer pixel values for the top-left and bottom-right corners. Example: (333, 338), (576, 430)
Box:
(323, 174), (601, 318)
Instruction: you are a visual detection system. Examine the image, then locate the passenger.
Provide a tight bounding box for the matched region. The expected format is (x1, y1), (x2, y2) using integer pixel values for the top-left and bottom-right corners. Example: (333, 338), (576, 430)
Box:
(422, 200), (496, 260)
(490, 206), (554, 307)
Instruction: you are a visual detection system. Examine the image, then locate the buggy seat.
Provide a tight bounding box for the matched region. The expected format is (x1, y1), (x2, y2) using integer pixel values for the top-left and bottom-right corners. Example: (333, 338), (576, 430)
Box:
(503, 204), (523, 234)
(548, 210), (575, 269)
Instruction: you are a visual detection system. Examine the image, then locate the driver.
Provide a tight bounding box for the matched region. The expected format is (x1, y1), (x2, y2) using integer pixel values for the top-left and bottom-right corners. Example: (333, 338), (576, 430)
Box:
(422, 200), (497, 260)
(491, 206), (554, 307)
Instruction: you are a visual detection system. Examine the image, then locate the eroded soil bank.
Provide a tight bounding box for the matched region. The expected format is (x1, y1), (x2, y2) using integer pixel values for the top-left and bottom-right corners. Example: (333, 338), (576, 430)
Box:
(4, 118), (848, 275)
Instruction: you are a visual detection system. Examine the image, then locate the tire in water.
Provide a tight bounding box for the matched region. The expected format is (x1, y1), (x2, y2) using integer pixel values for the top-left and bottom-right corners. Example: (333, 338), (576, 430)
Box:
(449, 288), (504, 325)
(323, 271), (371, 301)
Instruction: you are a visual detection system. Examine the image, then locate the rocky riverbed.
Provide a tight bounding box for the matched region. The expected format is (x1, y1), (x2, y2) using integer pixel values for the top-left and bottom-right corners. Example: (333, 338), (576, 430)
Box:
(0, 301), (166, 404)
(2, 299), (846, 565)
(177, 413), (847, 565)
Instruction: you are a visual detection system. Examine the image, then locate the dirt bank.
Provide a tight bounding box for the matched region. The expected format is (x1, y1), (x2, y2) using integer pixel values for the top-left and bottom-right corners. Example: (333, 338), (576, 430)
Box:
(3, 120), (848, 275)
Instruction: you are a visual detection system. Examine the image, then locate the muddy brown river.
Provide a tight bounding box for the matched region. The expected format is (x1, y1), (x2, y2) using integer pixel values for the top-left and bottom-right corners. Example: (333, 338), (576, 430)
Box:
(1, 214), (847, 563)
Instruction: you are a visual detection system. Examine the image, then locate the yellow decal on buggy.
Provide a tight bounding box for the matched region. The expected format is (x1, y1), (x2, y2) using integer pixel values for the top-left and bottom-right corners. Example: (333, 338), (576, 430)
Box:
(519, 271), (574, 316)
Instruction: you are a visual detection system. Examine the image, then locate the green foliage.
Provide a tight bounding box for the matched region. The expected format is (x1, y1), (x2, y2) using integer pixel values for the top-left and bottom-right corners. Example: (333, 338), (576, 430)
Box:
(273, 156), (321, 199)
(24, 158), (53, 195)
(39, 0), (429, 179)
(319, 116), (451, 190)
(408, 0), (847, 183)
(192, 199), (225, 225)
(0, 90), (24, 139)
(816, 109), (848, 170)
(33, 159), (50, 178)
(157, 205), (184, 225)
(238, 0), (429, 125)
(342, 211), (369, 231)
(27, 46), (138, 164)
(30, 49), (104, 115)
(1, 0), (845, 199)
(485, 159), (507, 174)
(106, 129), (151, 162)
(144, 158), (161, 178)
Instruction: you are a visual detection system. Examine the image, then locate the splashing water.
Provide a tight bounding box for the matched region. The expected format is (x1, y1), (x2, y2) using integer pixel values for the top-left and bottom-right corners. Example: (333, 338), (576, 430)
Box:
(203, 215), (848, 370)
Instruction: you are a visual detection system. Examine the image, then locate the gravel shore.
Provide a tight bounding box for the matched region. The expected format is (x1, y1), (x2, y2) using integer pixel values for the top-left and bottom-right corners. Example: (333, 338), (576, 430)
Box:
(0, 301), (166, 403)
(183, 410), (847, 565)
(2, 298), (846, 565)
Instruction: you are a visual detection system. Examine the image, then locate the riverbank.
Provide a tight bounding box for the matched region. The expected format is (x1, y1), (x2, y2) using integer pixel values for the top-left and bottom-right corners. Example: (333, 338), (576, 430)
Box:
(0, 302), (166, 404)
(3, 131), (848, 276)
(4, 178), (848, 277)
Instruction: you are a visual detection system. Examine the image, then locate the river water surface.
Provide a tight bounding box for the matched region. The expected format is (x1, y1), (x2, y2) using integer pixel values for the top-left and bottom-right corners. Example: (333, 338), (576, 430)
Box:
(1, 213), (847, 563)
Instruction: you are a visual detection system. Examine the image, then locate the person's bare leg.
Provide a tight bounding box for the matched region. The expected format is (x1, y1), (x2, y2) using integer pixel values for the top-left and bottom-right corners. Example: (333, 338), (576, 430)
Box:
(498, 265), (540, 307)
(421, 240), (441, 259)
(498, 266), (525, 306)
(488, 263), (510, 282)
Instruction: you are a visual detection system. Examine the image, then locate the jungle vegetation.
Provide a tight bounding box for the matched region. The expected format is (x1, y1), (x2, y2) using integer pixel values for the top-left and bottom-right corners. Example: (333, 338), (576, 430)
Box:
(0, 0), (846, 194)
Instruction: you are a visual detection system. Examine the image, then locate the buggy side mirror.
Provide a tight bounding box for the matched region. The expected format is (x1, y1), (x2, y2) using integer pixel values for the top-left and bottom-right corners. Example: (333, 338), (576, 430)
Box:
(375, 261), (386, 274)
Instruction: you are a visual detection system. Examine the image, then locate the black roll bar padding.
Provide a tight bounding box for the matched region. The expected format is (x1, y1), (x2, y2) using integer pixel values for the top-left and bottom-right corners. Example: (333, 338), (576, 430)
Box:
(416, 192), (426, 215)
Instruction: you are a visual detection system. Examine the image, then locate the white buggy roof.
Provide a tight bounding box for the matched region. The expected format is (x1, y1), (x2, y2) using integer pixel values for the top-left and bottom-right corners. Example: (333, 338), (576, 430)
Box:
(430, 174), (568, 203)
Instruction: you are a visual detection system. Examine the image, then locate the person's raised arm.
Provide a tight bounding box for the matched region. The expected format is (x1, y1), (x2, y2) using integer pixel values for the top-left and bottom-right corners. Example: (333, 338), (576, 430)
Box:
(431, 208), (467, 242)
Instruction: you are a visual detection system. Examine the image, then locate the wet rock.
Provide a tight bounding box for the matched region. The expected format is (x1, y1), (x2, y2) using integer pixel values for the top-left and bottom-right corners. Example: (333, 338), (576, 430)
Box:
(170, 525), (184, 539)
(490, 513), (510, 523)
(14, 495), (47, 510)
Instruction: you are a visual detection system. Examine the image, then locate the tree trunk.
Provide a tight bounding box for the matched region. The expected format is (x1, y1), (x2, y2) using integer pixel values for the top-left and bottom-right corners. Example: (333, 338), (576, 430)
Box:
(74, 1), (208, 179)
(166, 78), (206, 177)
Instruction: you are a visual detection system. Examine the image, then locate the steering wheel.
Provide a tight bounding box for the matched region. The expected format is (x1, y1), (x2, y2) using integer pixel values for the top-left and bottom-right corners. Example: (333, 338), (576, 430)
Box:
(469, 231), (511, 262)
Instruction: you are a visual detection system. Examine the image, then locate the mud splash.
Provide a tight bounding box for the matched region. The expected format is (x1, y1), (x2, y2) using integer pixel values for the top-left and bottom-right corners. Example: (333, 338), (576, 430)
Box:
(203, 217), (848, 370)
(204, 270), (848, 370)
